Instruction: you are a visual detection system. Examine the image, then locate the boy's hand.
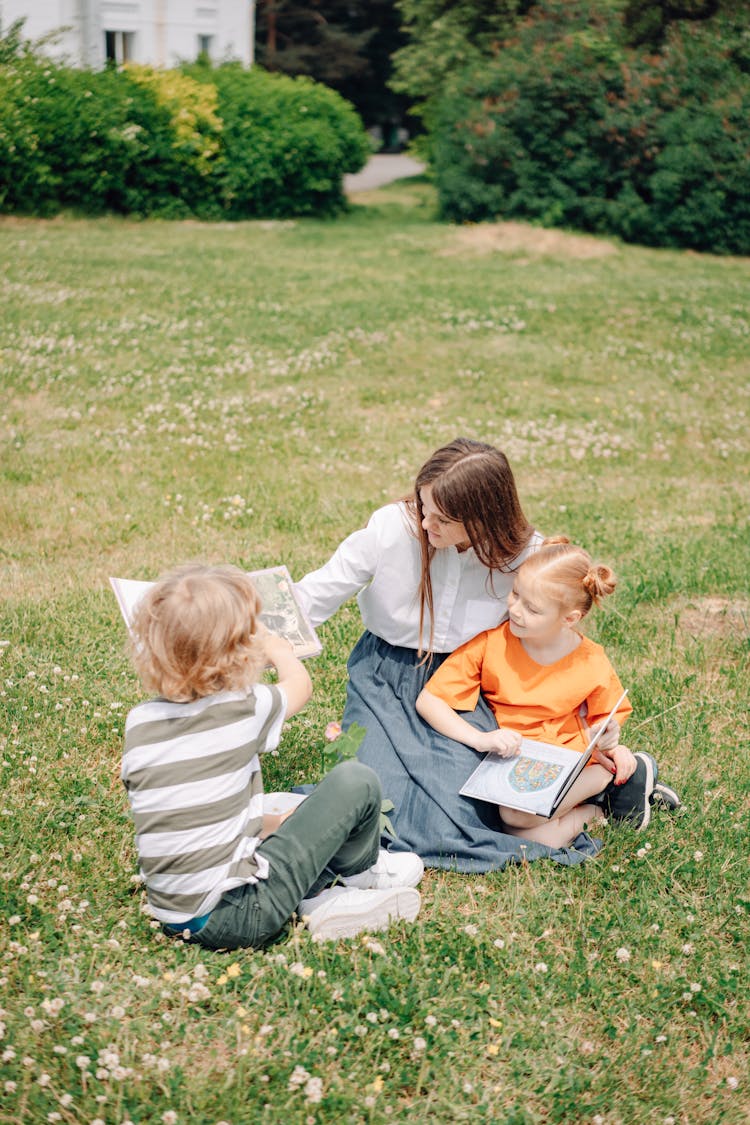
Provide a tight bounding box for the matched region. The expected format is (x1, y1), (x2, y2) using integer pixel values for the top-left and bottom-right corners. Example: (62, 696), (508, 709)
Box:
(259, 807), (296, 840)
(474, 728), (523, 758)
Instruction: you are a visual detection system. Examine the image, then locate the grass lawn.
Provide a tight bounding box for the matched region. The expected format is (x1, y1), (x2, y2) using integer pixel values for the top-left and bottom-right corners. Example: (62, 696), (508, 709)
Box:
(1, 180), (748, 1124)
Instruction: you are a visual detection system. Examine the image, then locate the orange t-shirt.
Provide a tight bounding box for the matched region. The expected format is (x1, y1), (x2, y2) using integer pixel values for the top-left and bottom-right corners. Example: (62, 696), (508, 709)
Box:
(425, 621), (632, 753)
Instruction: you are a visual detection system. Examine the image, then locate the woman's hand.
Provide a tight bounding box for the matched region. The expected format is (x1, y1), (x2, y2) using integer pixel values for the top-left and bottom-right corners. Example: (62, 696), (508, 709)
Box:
(473, 728), (523, 758)
(593, 743), (636, 785)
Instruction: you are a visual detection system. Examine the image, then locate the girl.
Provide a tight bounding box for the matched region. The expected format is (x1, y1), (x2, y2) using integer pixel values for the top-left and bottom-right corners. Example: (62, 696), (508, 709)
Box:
(122, 563), (424, 949)
(294, 438), (555, 871)
(416, 538), (655, 849)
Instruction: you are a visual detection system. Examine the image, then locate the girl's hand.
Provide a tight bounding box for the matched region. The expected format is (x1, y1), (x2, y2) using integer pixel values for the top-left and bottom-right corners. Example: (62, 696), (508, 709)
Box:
(474, 728), (523, 758)
(593, 743), (636, 785)
(591, 717), (620, 752)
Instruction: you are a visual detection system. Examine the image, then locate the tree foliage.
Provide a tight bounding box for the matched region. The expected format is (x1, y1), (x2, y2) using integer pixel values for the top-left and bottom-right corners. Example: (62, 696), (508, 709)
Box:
(430, 0), (750, 253)
(623, 0), (720, 49)
(255, 0), (410, 140)
(390, 0), (524, 148)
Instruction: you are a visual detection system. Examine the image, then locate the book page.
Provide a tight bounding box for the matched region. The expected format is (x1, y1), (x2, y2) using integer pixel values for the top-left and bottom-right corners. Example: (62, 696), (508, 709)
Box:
(248, 565), (322, 659)
(459, 738), (586, 818)
(109, 566), (321, 660)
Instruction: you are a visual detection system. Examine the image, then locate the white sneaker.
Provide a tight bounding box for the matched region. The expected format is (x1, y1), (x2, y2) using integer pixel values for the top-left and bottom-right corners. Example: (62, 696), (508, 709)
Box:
(299, 885), (421, 942)
(340, 848), (424, 890)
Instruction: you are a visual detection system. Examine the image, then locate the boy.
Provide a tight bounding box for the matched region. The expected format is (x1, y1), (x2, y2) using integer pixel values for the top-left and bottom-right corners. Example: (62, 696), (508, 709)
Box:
(122, 563), (422, 948)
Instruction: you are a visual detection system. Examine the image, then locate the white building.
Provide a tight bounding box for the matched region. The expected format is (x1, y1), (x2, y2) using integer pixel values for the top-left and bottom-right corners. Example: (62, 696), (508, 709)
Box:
(0, 1), (254, 68)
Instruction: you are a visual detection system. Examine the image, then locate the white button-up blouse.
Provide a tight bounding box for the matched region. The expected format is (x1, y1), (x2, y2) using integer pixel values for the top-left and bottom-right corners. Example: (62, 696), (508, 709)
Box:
(295, 502), (542, 654)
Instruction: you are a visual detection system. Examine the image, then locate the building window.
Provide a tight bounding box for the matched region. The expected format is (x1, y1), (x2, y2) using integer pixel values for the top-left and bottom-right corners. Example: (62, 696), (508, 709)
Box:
(197, 34), (214, 59)
(105, 30), (135, 65)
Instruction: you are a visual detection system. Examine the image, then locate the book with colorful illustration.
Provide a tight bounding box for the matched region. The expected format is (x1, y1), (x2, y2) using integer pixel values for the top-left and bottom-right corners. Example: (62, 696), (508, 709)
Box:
(109, 565), (321, 660)
(459, 690), (627, 818)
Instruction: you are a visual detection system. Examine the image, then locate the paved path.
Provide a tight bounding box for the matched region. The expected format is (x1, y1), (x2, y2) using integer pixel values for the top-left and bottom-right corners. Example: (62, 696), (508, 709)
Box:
(344, 153), (426, 193)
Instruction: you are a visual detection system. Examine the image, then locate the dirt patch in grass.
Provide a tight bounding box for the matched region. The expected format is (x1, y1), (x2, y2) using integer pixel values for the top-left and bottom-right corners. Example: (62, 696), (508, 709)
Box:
(676, 596), (750, 639)
(446, 221), (618, 259)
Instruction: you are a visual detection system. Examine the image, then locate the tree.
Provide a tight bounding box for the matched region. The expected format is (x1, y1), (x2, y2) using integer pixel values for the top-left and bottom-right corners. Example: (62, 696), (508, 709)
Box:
(623, 0), (721, 49)
(390, 0), (523, 146)
(254, 0), (411, 144)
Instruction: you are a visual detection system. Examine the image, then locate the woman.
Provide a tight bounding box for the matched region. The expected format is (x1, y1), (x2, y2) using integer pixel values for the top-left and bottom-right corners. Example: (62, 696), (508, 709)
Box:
(294, 438), (601, 871)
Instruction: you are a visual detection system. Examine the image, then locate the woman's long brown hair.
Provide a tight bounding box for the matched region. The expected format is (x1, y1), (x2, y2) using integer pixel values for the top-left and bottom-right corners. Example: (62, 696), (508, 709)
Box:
(409, 438), (534, 657)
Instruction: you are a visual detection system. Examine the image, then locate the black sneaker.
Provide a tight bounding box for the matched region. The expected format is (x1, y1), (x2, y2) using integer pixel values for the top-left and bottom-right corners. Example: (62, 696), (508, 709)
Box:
(603, 751), (656, 831)
(650, 780), (683, 811)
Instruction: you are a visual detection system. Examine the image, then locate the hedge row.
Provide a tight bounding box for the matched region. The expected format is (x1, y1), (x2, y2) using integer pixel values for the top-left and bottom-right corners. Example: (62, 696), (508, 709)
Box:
(0, 58), (370, 219)
(432, 2), (750, 254)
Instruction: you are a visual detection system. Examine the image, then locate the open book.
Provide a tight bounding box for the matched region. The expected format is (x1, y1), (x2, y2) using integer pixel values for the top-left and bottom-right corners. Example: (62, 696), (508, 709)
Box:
(110, 565), (321, 660)
(459, 690), (627, 819)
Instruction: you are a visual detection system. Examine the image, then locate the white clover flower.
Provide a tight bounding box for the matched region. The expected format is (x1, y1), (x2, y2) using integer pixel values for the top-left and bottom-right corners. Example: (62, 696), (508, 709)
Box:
(726, 1076), (739, 1090)
(534, 962), (548, 973)
(304, 1076), (323, 1103)
(615, 947), (631, 963)
(288, 1064), (310, 1090)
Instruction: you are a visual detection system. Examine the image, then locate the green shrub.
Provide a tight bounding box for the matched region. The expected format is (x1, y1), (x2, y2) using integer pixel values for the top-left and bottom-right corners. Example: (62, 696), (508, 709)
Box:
(0, 50), (369, 219)
(186, 63), (371, 219)
(0, 58), (206, 218)
(431, 1), (750, 254)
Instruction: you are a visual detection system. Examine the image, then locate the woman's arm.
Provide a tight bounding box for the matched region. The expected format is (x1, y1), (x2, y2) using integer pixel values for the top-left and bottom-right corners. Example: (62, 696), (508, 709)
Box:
(294, 518), (382, 627)
(416, 688), (522, 757)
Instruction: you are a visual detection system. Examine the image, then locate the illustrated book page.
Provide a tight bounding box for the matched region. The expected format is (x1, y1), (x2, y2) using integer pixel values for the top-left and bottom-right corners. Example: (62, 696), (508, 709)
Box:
(109, 565), (321, 660)
(459, 739), (590, 819)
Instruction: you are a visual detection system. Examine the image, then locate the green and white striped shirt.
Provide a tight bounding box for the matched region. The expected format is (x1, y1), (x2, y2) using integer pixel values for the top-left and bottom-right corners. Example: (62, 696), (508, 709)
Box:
(122, 684), (285, 925)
